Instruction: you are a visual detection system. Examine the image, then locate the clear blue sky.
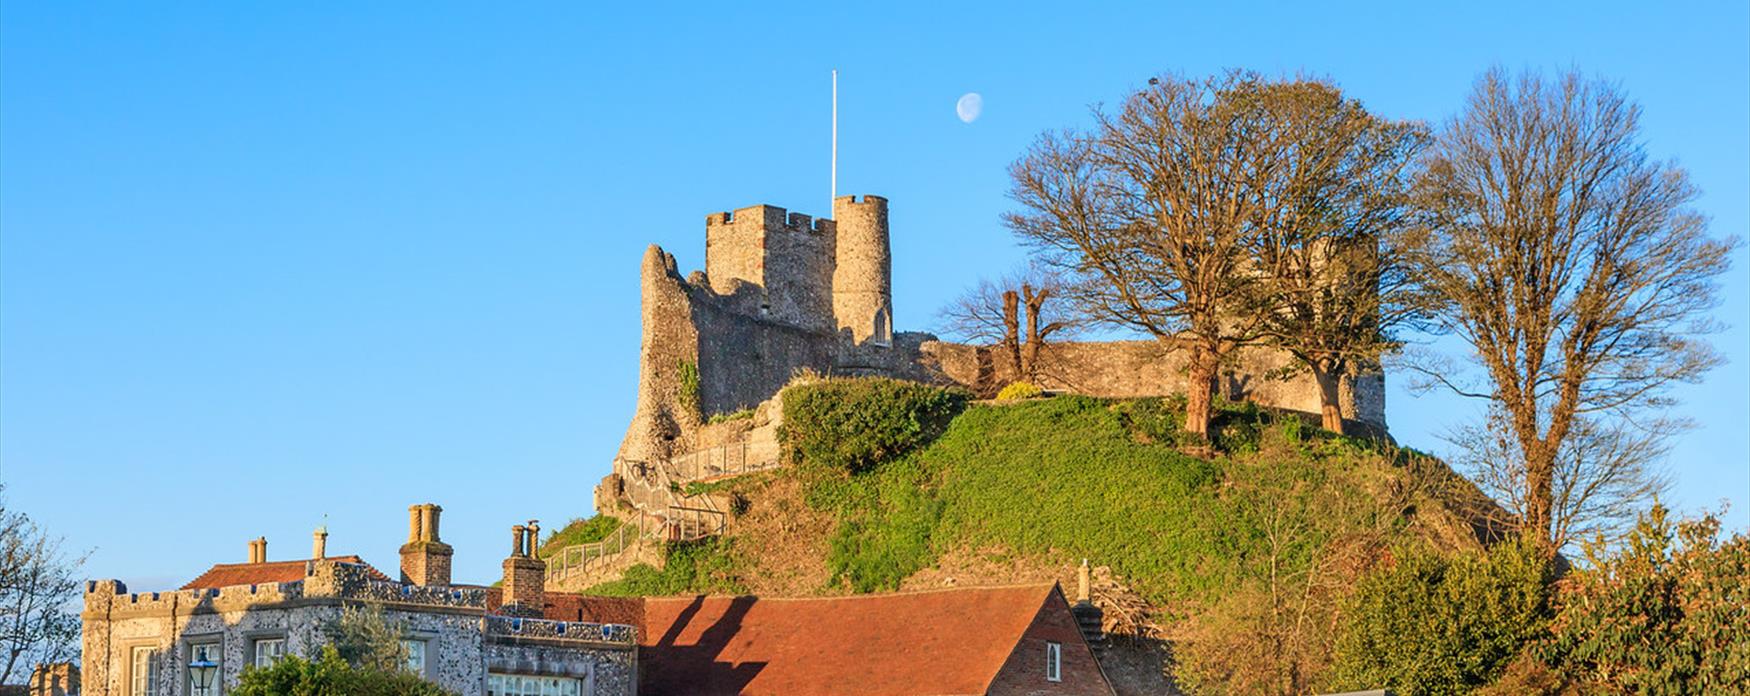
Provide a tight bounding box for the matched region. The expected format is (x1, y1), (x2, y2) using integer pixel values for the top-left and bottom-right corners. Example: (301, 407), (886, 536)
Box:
(4, 2), (1746, 590)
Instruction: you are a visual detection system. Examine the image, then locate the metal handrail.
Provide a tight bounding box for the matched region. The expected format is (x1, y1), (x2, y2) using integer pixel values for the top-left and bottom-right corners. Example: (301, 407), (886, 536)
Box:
(660, 436), (783, 483)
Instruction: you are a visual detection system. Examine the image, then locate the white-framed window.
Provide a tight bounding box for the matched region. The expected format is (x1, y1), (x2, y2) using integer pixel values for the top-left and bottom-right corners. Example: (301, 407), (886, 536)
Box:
(1046, 640), (1062, 682)
(488, 672), (586, 696)
(252, 637), (287, 668)
(401, 639), (427, 675)
(188, 641), (222, 696)
(130, 645), (158, 696)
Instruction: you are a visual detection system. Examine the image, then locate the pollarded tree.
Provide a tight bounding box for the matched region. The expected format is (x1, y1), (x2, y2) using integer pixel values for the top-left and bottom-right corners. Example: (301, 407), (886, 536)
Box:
(1408, 68), (1735, 552)
(1247, 81), (1431, 434)
(1008, 72), (1336, 438)
(937, 265), (1077, 386)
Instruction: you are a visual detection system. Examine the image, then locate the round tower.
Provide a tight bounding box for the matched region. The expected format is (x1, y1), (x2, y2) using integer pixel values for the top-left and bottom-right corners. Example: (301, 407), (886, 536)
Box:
(831, 195), (893, 345)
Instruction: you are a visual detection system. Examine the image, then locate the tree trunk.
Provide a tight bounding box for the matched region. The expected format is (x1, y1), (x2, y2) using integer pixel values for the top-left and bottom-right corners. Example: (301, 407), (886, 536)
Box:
(1523, 446), (1557, 554)
(1185, 341), (1219, 439)
(1001, 290), (1023, 380)
(1022, 292), (1043, 381)
(1312, 366), (1345, 435)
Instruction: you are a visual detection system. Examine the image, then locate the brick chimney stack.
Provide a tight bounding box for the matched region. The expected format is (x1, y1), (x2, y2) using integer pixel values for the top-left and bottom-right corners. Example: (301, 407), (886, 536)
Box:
(312, 526), (328, 559)
(247, 537), (267, 564)
(1071, 559), (1106, 651)
(500, 521), (546, 617)
(399, 503), (453, 587)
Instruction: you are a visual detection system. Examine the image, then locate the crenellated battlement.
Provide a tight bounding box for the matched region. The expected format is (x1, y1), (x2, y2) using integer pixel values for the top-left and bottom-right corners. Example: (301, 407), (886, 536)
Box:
(705, 204), (834, 236)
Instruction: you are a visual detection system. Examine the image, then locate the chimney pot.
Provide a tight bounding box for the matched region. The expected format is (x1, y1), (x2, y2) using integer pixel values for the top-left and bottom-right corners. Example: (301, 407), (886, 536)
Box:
(408, 505), (423, 543)
(511, 525), (527, 557)
(422, 504), (441, 542)
(312, 528), (328, 560)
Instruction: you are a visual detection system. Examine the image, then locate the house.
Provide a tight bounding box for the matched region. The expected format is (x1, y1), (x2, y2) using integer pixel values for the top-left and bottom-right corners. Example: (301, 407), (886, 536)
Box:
(630, 583), (1115, 696)
(79, 503), (1114, 696)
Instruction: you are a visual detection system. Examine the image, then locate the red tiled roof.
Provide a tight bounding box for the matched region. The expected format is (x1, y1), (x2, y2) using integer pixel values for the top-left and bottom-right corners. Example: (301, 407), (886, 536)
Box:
(636, 584), (1059, 696)
(179, 556), (385, 590)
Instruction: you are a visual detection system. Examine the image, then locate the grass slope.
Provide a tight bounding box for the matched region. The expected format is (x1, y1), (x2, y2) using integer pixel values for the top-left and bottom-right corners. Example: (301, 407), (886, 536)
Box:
(589, 383), (1495, 613)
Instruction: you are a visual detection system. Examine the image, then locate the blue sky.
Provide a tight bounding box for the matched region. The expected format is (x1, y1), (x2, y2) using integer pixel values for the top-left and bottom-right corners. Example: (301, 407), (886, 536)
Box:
(3, 2), (1746, 589)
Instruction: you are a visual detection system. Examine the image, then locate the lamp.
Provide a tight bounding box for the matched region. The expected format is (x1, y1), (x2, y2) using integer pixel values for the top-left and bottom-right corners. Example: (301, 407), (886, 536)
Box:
(189, 645), (218, 695)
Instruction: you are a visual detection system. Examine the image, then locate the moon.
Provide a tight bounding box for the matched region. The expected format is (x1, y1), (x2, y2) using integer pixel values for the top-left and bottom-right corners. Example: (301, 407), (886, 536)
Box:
(956, 92), (983, 123)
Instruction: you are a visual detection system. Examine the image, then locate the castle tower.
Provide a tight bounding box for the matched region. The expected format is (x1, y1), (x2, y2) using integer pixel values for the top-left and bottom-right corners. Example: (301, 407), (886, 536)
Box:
(704, 205), (836, 332)
(831, 195), (893, 344)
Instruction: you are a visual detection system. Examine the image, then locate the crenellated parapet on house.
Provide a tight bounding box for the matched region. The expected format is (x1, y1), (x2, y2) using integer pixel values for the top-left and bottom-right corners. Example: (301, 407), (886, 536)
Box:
(599, 194), (1386, 518)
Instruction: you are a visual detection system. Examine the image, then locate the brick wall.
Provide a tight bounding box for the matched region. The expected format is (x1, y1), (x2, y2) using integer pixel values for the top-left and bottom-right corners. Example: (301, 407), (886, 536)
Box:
(986, 587), (1115, 696)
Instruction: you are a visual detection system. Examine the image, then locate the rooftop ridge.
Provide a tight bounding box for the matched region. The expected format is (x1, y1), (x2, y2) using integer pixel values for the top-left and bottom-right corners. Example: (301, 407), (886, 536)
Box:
(636, 581), (1058, 603)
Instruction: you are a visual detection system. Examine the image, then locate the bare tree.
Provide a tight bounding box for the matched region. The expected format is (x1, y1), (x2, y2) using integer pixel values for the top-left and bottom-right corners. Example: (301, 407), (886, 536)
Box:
(1008, 72), (1331, 437)
(1444, 407), (1674, 552)
(0, 490), (85, 685)
(1408, 68), (1734, 552)
(1248, 82), (1433, 434)
(936, 265), (1076, 383)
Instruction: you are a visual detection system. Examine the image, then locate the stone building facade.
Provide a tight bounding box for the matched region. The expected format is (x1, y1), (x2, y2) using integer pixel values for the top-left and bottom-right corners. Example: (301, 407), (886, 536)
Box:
(80, 507), (635, 696)
(601, 195), (1387, 516)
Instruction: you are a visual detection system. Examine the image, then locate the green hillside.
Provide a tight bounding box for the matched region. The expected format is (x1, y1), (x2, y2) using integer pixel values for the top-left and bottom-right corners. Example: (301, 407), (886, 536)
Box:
(582, 379), (1500, 604)
(573, 378), (1507, 692)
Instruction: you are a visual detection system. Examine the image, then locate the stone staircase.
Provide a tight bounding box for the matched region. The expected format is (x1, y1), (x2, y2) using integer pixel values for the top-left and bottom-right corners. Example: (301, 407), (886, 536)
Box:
(547, 431), (778, 590)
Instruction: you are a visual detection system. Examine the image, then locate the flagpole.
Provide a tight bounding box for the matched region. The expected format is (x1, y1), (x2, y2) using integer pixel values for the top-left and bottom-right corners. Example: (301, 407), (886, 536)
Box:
(831, 68), (838, 214)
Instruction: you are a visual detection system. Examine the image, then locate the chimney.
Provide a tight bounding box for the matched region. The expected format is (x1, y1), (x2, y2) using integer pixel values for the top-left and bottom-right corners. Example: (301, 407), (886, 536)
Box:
(247, 537), (267, 564)
(398, 503), (453, 587)
(1071, 559), (1107, 651)
(312, 527), (328, 559)
(500, 521), (546, 617)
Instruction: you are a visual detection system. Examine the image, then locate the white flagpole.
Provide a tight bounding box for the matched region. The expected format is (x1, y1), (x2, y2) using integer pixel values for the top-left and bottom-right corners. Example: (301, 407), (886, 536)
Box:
(831, 69), (838, 214)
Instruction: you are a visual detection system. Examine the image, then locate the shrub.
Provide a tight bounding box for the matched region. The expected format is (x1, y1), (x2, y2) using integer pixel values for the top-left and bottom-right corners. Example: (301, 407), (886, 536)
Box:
(994, 381), (1044, 401)
(585, 538), (745, 596)
(234, 646), (454, 696)
(1329, 538), (1555, 696)
(1539, 505), (1750, 693)
(707, 407), (755, 424)
(780, 377), (969, 475)
(538, 515), (623, 557)
(1111, 395), (1188, 444)
(326, 605), (408, 674)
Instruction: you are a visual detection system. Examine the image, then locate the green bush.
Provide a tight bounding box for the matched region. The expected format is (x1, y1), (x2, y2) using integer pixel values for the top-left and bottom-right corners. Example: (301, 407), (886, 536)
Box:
(780, 377), (969, 475)
(538, 515), (623, 558)
(234, 646), (454, 696)
(585, 538), (745, 596)
(1329, 539), (1555, 696)
(1539, 505), (1750, 693)
(994, 381), (1044, 401)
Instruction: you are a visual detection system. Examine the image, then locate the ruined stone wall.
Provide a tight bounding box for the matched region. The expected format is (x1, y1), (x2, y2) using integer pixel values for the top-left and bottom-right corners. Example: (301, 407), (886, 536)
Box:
(918, 339), (1386, 429)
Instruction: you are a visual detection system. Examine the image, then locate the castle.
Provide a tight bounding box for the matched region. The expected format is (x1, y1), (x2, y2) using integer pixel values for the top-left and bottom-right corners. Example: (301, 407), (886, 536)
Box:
(597, 195), (1386, 520)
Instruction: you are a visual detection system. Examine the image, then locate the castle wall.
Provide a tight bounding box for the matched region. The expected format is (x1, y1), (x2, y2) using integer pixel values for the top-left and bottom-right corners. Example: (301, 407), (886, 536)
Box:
(919, 339), (1386, 429)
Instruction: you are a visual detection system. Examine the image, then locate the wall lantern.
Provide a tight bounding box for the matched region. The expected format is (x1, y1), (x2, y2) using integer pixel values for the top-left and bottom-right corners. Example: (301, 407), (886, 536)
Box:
(189, 645), (219, 694)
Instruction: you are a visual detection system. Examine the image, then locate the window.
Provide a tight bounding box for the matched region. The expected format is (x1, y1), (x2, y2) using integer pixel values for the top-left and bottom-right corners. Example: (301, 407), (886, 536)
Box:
(488, 672), (586, 696)
(252, 637), (286, 668)
(188, 642), (221, 696)
(401, 639), (426, 675)
(130, 646), (157, 696)
(1045, 641), (1062, 682)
